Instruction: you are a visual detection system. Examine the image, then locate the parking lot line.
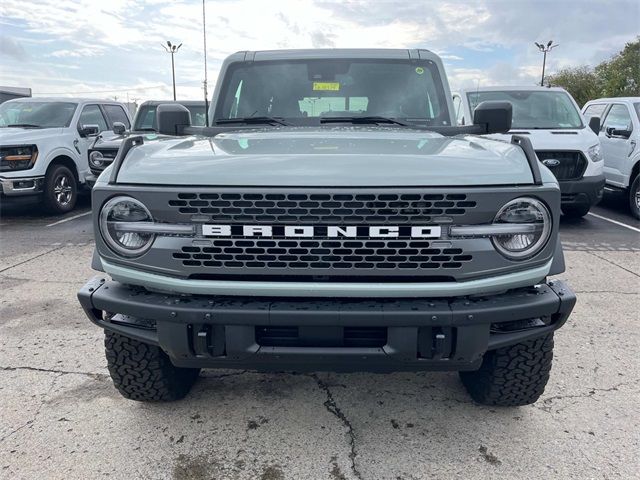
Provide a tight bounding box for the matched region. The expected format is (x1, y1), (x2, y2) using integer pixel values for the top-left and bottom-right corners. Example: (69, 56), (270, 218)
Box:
(587, 212), (640, 233)
(46, 211), (91, 227)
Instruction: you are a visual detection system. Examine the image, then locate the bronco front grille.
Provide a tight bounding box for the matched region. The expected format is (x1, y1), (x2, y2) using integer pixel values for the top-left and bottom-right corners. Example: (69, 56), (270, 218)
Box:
(535, 151), (587, 181)
(167, 192), (476, 224)
(172, 239), (472, 271)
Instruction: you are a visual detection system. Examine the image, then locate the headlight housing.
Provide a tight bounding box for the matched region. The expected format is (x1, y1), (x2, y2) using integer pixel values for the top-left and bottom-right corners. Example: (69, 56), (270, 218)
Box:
(587, 144), (602, 162)
(99, 196), (155, 257)
(89, 150), (105, 168)
(0, 145), (38, 172)
(492, 197), (552, 260)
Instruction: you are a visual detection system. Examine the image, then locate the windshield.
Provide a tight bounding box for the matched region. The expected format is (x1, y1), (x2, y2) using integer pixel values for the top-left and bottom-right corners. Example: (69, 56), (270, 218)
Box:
(0, 101), (77, 128)
(134, 103), (207, 130)
(634, 103), (640, 122)
(216, 59), (451, 125)
(467, 90), (583, 129)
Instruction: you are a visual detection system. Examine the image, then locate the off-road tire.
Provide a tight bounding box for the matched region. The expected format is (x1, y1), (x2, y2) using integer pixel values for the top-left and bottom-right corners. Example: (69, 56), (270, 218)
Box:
(105, 331), (200, 401)
(459, 334), (554, 406)
(561, 203), (590, 218)
(43, 164), (77, 214)
(629, 175), (640, 220)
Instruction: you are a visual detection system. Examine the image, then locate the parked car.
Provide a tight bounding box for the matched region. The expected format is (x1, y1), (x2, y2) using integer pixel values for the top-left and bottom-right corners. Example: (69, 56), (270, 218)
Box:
(453, 87), (605, 218)
(86, 100), (206, 187)
(0, 97), (132, 213)
(582, 97), (640, 219)
(79, 49), (576, 406)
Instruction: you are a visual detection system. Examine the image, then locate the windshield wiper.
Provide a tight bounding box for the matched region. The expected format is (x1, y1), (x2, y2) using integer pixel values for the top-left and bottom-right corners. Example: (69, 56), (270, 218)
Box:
(320, 116), (408, 126)
(215, 116), (290, 126)
(6, 123), (42, 128)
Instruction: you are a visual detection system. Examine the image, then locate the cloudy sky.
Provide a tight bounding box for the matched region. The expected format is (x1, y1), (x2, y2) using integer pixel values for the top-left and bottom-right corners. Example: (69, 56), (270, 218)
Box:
(0, 0), (637, 102)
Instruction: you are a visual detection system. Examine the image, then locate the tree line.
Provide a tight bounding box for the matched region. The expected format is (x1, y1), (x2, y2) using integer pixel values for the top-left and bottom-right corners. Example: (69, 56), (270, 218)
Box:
(547, 38), (639, 107)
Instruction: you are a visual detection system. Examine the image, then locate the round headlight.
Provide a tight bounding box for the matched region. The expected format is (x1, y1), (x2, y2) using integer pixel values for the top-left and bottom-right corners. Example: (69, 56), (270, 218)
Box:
(89, 150), (105, 168)
(492, 197), (551, 260)
(99, 196), (154, 257)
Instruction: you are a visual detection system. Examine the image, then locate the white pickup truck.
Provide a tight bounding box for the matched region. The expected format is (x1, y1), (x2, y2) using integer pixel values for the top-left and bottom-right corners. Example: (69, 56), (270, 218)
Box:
(0, 97), (132, 214)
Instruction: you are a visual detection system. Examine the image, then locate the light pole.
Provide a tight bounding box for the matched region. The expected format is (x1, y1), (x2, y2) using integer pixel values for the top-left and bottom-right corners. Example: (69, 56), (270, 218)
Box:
(162, 40), (182, 100)
(535, 40), (558, 87)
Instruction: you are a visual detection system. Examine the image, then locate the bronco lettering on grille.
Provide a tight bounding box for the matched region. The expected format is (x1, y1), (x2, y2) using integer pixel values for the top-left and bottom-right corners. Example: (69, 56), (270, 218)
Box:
(202, 225), (442, 239)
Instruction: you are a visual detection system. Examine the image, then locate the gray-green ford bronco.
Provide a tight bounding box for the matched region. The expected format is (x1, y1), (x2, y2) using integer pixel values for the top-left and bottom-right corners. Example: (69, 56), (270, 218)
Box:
(78, 49), (576, 406)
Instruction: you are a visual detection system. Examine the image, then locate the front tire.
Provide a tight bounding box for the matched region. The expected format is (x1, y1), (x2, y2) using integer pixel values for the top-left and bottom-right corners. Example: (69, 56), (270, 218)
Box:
(43, 164), (77, 214)
(629, 175), (640, 220)
(105, 332), (200, 401)
(459, 334), (554, 406)
(561, 204), (590, 218)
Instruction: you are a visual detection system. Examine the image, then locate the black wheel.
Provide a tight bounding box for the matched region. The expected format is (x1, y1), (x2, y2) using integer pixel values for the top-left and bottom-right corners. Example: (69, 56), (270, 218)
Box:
(561, 203), (590, 218)
(105, 331), (200, 401)
(43, 164), (77, 214)
(629, 175), (640, 220)
(459, 334), (554, 406)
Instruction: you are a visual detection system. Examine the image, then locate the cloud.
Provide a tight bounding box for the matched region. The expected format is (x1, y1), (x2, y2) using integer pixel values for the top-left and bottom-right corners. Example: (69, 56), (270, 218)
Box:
(0, 0), (637, 100)
(0, 35), (28, 60)
(50, 47), (104, 58)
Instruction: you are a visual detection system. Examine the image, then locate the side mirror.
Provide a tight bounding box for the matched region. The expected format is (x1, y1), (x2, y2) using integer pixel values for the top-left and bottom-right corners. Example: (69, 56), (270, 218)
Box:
(156, 103), (191, 136)
(79, 124), (99, 137)
(473, 101), (512, 134)
(588, 116), (600, 135)
(606, 125), (632, 139)
(112, 122), (127, 135)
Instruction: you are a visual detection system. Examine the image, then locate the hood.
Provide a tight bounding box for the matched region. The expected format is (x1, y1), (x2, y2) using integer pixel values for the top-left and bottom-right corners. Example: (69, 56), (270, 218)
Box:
(0, 127), (65, 144)
(115, 127), (536, 187)
(487, 127), (599, 151)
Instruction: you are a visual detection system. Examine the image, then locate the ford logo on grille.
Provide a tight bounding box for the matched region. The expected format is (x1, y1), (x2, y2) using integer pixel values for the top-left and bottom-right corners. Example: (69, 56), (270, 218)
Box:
(542, 158), (561, 167)
(202, 224), (442, 239)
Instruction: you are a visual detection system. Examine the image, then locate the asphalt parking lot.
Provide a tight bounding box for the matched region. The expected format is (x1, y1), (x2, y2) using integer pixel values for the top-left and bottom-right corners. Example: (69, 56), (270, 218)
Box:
(1, 196), (638, 480)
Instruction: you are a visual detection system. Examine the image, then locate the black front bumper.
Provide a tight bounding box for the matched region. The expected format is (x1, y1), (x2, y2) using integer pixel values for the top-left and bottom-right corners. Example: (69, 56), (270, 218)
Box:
(78, 278), (575, 372)
(559, 174), (605, 208)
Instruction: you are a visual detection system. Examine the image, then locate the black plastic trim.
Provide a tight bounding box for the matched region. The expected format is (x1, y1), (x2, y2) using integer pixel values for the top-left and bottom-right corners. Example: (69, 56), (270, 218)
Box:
(511, 135), (543, 185)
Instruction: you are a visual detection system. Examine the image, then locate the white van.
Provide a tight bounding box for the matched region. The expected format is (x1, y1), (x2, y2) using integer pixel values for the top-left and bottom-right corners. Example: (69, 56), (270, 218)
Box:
(454, 86), (605, 217)
(582, 97), (639, 219)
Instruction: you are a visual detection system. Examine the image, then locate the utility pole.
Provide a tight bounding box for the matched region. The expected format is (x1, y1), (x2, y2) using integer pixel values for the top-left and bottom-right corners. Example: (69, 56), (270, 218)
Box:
(162, 40), (182, 100)
(202, 0), (210, 125)
(535, 40), (558, 87)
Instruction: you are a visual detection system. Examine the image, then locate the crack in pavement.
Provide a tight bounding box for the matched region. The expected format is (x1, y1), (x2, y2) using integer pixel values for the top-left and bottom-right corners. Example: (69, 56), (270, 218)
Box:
(308, 373), (362, 480)
(0, 246), (64, 273)
(0, 372), (62, 443)
(589, 251), (640, 279)
(0, 365), (108, 380)
(535, 381), (636, 413)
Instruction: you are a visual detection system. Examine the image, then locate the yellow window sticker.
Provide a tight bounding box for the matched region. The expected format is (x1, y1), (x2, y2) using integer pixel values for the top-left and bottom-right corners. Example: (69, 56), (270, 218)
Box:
(313, 82), (340, 91)
(415, 67), (424, 75)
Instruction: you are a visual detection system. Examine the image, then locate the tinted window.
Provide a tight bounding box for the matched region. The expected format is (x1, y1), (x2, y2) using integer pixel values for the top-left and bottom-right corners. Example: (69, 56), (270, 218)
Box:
(467, 90), (583, 129)
(583, 103), (607, 118)
(79, 105), (108, 131)
(103, 105), (131, 128)
(0, 101), (77, 128)
(217, 59), (451, 125)
(602, 104), (633, 132)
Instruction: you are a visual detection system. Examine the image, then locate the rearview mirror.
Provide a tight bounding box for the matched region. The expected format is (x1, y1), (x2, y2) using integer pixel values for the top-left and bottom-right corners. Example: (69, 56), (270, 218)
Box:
(473, 101), (512, 134)
(156, 103), (191, 136)
(112, 122), (127, 135)
(79, 124), (99, 137)
(588, 116), (600, 135)
(606, 125), (632, 139)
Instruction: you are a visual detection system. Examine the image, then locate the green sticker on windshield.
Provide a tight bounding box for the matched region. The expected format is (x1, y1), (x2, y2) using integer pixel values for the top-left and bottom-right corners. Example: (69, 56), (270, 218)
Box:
(415, 67), (424, 75)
